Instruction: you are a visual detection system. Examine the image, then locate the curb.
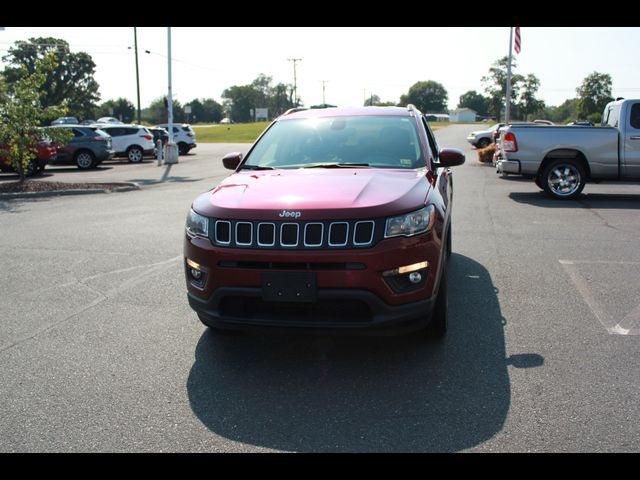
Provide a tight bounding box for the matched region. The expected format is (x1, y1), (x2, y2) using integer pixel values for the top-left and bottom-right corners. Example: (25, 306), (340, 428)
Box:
(0, 182), (140, 200)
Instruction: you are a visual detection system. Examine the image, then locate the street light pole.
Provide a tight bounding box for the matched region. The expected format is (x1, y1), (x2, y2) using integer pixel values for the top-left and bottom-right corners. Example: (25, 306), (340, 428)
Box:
(134, 27), (141, 124)
(321, 80), (328, 105)
(165, 26), (178, 164)
(288, 58), (301, 106)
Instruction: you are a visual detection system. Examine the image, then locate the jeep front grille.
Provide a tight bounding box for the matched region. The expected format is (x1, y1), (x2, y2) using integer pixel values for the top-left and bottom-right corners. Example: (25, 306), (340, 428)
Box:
(209, 219), (381, 249)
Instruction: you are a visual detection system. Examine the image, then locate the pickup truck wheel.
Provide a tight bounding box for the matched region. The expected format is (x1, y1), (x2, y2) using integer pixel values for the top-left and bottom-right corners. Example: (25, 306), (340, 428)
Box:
(542, 159), (586, 200)
(426, 267), (448, 338)
(534, 175), (544, 190)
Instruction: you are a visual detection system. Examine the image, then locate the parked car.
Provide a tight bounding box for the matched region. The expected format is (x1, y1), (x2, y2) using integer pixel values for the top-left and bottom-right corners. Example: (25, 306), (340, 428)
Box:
(48, 125), (114, 169)
(81, 119), (97, 125)
(96, 117), (124, 124)
(51, 117), (79, 126)
(219, 117), (233, 124)
(496, 98), (640, 199)
(184, 105), (465, 337)
(0, 138), (57, 176)
(95, 124), (155, 163)
(148, 127), (169, 147)
(154, 123), (197, 155)
(466, 123), (504, 148)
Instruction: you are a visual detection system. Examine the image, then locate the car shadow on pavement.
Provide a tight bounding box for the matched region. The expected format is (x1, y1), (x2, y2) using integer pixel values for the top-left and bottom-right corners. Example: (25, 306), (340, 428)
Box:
(509, 191), (640, 209)
(186, 253), (541, 452)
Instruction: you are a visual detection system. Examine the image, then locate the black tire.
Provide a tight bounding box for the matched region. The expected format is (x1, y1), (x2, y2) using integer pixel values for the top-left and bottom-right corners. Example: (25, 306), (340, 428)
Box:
(426, 267), (448, 338)
(75, 150), (96, 169)
(541, 158), (586, 200)
(127, 146), (144, 163)
(178, 143), (189, 156)
(477, 138), (491, 149)
(534, 175), (544, 190)
(446, 222), (452, 259)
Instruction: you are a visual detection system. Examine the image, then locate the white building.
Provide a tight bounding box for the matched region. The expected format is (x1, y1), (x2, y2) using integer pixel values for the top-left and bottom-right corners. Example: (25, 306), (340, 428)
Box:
(449, 108), (477, 123)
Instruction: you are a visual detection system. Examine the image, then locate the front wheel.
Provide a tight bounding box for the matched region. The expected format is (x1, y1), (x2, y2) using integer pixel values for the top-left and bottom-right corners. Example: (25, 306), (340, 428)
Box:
(426, 268), (448, 338)
(541, 159), (586, 200)
(477, 138), (491, 149)
(178, 143), (189, 156)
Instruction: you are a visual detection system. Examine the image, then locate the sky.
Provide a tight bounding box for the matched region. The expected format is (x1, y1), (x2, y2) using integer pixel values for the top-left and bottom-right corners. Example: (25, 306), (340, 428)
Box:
(1, 26), (639, 114)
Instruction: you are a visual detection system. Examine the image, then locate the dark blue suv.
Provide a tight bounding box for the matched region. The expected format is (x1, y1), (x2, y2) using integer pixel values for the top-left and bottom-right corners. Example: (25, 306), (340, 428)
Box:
(49, 125), (115, 169)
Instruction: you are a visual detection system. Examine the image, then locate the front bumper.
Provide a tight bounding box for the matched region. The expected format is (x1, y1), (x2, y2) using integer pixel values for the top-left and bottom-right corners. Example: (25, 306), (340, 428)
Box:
(184, 231), (444, 333)
(189, 288), (436, 335)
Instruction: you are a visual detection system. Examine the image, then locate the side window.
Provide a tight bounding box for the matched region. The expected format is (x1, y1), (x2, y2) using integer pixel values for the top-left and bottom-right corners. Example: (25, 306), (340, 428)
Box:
(71, 128), (84, 138)
(629, 103), (640, 130)
(108, 128), (123, 137)
(124, 128), (139, 135)
(421, 116), (438, 159)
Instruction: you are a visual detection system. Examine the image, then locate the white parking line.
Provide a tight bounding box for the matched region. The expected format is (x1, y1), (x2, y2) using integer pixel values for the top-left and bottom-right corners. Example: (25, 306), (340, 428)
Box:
(559, 259), (640, 336)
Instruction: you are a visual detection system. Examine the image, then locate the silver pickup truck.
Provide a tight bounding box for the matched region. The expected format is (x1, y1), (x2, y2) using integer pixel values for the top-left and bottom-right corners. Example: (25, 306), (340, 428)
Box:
(496, 98), (640, 199)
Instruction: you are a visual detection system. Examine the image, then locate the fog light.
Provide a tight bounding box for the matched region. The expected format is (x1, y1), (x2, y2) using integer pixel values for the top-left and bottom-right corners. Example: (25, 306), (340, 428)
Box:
(409, 271), (422, 284)
(190, 268), (202, 280)
(382, 261), (429, 277)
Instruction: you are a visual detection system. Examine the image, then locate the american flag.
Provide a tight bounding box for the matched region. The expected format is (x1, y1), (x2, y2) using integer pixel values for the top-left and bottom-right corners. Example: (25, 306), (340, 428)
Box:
(514, 26), (521, 54)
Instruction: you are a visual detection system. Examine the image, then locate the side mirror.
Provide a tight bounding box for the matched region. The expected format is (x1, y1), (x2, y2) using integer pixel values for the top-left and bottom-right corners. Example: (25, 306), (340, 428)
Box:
(438, 148), (465, 168)
(222, 152), (243, 170)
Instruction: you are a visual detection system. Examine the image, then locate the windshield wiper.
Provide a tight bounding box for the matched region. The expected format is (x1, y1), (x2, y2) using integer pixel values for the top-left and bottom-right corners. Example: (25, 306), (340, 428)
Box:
(239, 164), (274, 170)
(301, 163), (370, 169)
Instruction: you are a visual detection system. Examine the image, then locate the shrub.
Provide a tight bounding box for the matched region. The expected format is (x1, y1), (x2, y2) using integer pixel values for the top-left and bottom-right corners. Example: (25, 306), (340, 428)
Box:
(477, 144), (496, 163)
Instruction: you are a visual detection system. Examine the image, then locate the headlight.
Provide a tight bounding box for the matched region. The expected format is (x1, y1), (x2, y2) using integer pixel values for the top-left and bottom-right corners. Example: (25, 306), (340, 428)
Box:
(385, 205), (436, 238)
(186, 208), (209, 238)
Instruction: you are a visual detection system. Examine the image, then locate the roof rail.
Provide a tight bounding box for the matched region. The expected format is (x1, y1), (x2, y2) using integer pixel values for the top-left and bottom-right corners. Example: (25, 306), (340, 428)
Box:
(282, 107), (309, 116)
(406, 104), (419, 116)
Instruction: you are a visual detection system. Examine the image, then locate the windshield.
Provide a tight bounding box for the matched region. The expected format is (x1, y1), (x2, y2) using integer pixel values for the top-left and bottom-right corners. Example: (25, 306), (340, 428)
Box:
(243, 115), (425, 169)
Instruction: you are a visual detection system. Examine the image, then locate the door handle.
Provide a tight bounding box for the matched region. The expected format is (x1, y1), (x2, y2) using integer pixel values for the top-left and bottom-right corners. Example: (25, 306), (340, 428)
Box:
(631, 136), (640, 140)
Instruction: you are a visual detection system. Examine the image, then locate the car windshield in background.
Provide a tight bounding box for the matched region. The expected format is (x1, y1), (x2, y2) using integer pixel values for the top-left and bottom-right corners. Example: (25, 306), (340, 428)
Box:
(243, 115), (425, 170)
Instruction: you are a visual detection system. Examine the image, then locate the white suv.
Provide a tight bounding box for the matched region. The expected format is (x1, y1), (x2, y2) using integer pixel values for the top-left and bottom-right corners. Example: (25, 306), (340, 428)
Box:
(95, 124), (156, 163)
(154, 123), (197, 155)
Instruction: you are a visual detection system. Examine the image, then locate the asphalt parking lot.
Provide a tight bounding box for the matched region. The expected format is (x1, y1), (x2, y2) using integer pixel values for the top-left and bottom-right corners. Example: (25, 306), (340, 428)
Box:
(1, 125), (640, 452)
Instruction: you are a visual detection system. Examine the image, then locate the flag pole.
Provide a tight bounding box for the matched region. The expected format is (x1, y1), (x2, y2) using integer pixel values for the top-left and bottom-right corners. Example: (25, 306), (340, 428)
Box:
(505, 27), (514, 124)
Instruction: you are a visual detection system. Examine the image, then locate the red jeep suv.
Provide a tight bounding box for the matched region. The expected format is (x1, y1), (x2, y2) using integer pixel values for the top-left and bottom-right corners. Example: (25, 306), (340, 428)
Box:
(184, 105), (464, 336)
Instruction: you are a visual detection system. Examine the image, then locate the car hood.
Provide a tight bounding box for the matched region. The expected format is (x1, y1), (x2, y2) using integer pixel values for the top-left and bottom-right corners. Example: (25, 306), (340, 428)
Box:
(192, 168), (432, 221)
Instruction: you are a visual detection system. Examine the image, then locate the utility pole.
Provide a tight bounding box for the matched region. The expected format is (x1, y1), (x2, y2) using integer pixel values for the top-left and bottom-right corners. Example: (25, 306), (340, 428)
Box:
(320, 80), (328, 105)
(134, 27), (141, 124)
(288, 58), (301, 106)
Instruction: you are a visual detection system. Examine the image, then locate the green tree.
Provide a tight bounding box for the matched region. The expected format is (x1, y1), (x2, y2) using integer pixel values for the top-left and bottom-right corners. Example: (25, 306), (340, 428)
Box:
(2, 37), (101, 120)
(0, 53), (72, 181)
(143, 97), (184, 125)
(399, 81), (448, 113)
(458, 90), (489, 117)
(221, 74), (295, 122)
(98, 98), (135, 123)
(543, 98), (580, 124)
(576, 72), (613, 120)
(481, 57), (524, 121)
(517, 74), (545, 121)
(184, 98), (224, 124)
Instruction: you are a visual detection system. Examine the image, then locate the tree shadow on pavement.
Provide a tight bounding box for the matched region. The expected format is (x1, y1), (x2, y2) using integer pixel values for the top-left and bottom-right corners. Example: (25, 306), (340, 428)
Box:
(186, 253), (542, 452)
